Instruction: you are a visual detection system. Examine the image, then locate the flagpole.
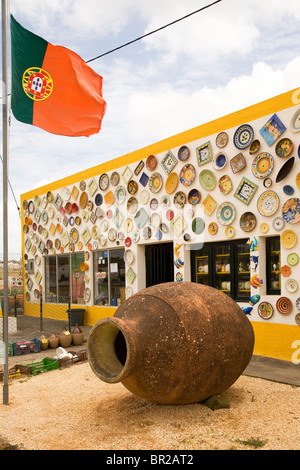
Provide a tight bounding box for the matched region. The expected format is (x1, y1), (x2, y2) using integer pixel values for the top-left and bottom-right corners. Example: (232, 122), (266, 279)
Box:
(2, 0), (9, 405)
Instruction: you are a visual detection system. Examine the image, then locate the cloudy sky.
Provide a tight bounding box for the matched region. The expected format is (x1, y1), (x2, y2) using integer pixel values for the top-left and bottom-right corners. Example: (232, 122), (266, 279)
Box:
(1, 0), (300, 258)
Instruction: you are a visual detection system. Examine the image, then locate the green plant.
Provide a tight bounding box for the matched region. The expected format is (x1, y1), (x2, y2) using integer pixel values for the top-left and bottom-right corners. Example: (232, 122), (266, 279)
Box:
(236, 437), (268, 448)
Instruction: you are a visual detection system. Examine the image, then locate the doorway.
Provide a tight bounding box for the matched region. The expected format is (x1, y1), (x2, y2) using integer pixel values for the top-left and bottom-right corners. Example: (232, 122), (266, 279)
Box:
(145, 243), (174, 288)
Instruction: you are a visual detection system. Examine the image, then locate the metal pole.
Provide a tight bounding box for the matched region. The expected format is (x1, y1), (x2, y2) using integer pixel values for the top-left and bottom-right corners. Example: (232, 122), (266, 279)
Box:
(2, 0), (9, 405)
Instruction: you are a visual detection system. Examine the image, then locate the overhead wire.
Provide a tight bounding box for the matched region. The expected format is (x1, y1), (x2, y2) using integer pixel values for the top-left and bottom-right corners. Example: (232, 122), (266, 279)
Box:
(2, 0), (222, 218)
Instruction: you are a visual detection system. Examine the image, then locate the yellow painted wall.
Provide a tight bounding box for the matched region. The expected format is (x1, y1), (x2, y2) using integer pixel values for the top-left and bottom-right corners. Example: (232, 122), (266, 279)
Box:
(21, 87), (300, 363)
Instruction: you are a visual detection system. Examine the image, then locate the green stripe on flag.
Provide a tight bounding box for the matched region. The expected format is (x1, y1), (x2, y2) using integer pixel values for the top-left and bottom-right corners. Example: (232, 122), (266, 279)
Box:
(11, 15), (48, 124)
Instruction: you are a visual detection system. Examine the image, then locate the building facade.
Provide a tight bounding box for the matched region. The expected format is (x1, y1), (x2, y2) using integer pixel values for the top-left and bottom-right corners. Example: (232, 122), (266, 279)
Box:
(21, 88), (300, 363)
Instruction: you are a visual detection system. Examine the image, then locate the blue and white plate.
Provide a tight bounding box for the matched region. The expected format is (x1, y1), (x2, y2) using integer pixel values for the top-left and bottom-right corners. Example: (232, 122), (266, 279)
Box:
(233, 124), (254, 149)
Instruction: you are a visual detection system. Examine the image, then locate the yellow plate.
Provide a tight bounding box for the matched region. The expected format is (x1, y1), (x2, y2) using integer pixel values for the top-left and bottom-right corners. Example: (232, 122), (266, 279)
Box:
(225, 226), (235, 238)
(296, 172), (300, 189)
(260, 223), (269, 234)
(280, 230), (297, 249)
(165, 172), (179, 194)
(208, 222), (218, 235)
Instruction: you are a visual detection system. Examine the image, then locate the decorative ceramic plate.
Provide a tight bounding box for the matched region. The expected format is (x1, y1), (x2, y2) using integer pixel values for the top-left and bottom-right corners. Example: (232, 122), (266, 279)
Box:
(285, 279), (298, 293)
(290, 108), (300, 132)
(110, 171), (120, 186)
(199, 169), (216, 191)
(295, 313), (300, 325)
(260, 223), (269, 234)
(122, 166), (133, 184)
(280, 230), (297, 249)
(79, 191), (88, 209)
(230, 153), (246, 173)
(139, 172), (149, 187)
(233, 124), (254, 149)
(192, 217), (205, 235)
(104, 191), (114, 207)
(139, 190), (149, 205)
(257, 190), (279, 217)
(239, 212), (257, 232)
(203, 194), (217, 216)
(259, 113), (286, 146)
(215, 131), (228, 148)
(282, 197), (300, 224)
(252, 152), (274, 179)
(173, 191), (186, 209)
(178, 145), (190, 161)
(257, 301), (274, 320)
(213, 152), (227, 170)
(127, 180), (138, 195)
(150, 198), (158, 210)
(208, 222), (218, 235)
(99, 173), (109, 191)
(134, 207), (148, 228)
(146, 155), (157, 171)
(95, 193), (103, 206)
(134, 161), (144, 176)
(275, 138), (293, 158)
(296, 297), (300, 311)
(160, 150), (177, 174)
(272, 216), (285, 231)
(218, 175), (233, 195)
(160, 195), (170, 208)
(216, 202), (236, 226)
(108, 227), (117, 241)
(124, 249), (134, 265)
(275, 157), (295, 183)
(149, 172), (163, 194)
(234, 177), (258, 206)
(188, 188), (201, 205)
(276, 296), (292, 316)
(287, 252), (299, 266)
(196, 141), (213, 166)
(179, 164), (196, 186)
(283, 185), (294, 196)
(263, 177), (272, 188)
(126, 197), (137, 215)
(225, 226), (235, 238)
(249, 139), (260, 155)
(165, 172), (179, 194)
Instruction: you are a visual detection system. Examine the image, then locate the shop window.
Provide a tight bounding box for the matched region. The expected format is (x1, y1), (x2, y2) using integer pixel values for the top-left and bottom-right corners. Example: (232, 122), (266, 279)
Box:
(191, 238), (250, 302)
(266, 236), (281, 295)
(45, 253), (85, 304)
(93, 248), (125, 306)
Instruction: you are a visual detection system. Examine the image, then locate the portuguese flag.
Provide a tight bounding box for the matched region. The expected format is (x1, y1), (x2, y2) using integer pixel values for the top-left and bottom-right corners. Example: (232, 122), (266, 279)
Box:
(11, 15), (106, 137)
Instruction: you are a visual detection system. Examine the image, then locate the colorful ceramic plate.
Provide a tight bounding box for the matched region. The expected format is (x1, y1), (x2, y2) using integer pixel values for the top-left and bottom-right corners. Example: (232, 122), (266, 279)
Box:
(275, 157), (295, 183)
(134, 161), (144, 176)
(280, 229), (297, 249)
(276, 297), (292, 316)
(127, 180), (138, 195)
(192, 217), (205, 235)
(160, 150), (177, 174)
(188, 188), (201, 205)
(95, 193), (103, 206)
(110, 172), (120, 186)
(252, 152), (274, 179)
(199, 169), (216, 191)
(160, 195), (170, 208)
(165, 172), (179, 194)
(99, 173), (109, 191)
(208, 222), (218, 235)
(282, 197), (300, 224)
(287, 252), (299, 266)
(178, 145), (190, 161)
(216, 202), (236, 226)
(290, 108), (300, 132)
(240, 212), (256, 232)
(257, 302), (274, 320)
(124, 249), (135, 265)
(113, 186), (125, 205)
(139, 172), (149, 187)
(79, 191), (88, 209)
(249, 139), (260, 155)
(127, 197), (138, 214)
(295, 313), (300, 325)
(215, 131), (228, 148)
(146, 155), (157, 171)
(259, 113), (286, 146)
(213, 152), (227, 170)
(173, 191), (186, 209)
(257, 190), (279, 217)
(225, 226), (235, 238)
(285, 279), (298, 294)
(283, 185), (294, 196)
(260, 222), (269, 234)
(272, 217), (285, 231)
(233, 124), (254, 149)
(179, 164), (196, 186)
(218, 175), (233, 195)
(149, 172), (163, 194)
(275, 138), (293, 158)
(230, 153), (246, 173)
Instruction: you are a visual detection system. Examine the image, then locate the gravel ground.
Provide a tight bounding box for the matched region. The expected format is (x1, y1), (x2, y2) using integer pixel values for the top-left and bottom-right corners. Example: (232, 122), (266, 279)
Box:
(0, 362), (299, 451)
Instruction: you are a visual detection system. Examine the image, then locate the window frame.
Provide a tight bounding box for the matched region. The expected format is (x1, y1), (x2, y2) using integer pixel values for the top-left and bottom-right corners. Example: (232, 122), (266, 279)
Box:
(93, 247), (125, 307)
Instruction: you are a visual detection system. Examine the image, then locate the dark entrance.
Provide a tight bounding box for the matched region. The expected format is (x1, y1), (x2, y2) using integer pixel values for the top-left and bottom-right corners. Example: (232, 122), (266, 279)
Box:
(145, 243), (174, 287)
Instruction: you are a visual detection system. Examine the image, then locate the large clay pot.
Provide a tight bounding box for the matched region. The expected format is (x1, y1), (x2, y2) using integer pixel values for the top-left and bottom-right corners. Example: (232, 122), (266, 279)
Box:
(72, 324), (84, 346)
(88, 282), (254, 405)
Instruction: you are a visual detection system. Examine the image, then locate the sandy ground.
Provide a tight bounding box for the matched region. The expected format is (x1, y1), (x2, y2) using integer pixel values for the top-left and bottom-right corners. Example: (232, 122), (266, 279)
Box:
(0, 361), (299, 451)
